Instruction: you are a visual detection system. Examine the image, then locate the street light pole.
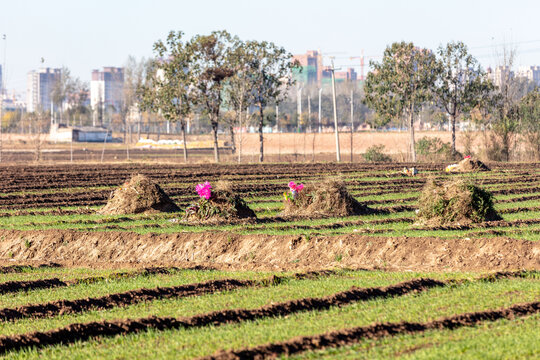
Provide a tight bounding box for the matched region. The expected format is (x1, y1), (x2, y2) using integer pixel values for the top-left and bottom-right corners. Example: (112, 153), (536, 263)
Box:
(330, 59), (341, 162)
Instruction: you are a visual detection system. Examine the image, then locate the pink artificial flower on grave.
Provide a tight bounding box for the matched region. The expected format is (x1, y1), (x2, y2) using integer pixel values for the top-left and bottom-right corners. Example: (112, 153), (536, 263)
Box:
(196, 181), (212, 200)
(288, 181), (304, 192)
(288, 181), (304, 200)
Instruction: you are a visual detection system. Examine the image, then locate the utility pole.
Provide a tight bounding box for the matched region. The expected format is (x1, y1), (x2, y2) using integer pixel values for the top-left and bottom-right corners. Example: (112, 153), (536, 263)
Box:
(276, 104), (280, 161)
(318, 87), (322, 133)
(350, 89), (354, 162)
(330, 58), (341, 162)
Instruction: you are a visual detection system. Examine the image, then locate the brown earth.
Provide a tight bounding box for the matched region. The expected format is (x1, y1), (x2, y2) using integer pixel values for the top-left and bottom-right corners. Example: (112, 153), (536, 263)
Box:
(0, 230), (537, 272)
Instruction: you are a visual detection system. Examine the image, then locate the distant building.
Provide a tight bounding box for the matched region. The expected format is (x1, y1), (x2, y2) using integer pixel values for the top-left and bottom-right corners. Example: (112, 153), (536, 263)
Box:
(486, 66), (513, 88)
(292, 50), (358, 87)
(321, 67), (357, 84)
(516, 66), (540, 86)
(26, 67), (61, 112)
(0, 64), (3, 94)
(49, 123), (112, 143)
(90, 67), (124, 113)
(292, 50), (323, 86)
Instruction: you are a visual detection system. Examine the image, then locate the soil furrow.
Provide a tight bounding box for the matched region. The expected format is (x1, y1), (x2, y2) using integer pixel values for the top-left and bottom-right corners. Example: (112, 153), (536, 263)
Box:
(0, 277), (445, 354)
(0, 267), (172, 295)
(0, 278), (255, 322)
(203, 301), (540, 359)
(0, 272), (531, 354)
(0, 271), (335, 322)
(0, 264), (61, 274)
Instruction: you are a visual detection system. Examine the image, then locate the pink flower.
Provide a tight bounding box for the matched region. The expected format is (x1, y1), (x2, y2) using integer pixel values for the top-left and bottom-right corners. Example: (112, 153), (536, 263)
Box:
(196, 181), (212, 200)
(288, 181), (304, 192)
(464, 155), (471, 159)
(288, 181), (296, 190)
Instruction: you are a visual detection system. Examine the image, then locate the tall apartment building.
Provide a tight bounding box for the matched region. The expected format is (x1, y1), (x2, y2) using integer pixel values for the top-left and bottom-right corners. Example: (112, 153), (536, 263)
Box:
(516, 66), (540, 86)
(292, 50), (323, 86)
(293, 50), (358, 87)
(26, 67), (61, 112)
(90, 67), (124, 113)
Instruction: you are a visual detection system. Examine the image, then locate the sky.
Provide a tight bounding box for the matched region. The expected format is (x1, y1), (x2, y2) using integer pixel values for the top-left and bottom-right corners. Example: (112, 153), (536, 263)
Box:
(1, 0), (539, 96)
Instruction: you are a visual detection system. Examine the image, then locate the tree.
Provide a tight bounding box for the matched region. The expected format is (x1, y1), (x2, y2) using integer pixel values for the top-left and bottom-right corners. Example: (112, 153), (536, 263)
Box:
(486, 45), (531, 161)
(435, 41), (493, 155)
(223, 41), (255, 159)
(517, 89), (540, 159)
(364, 42), (438, 161)
(140, 31), (194, 162)
(242, 40), (298, 162)
(51, 66), (76, 125)
(65, 78), (89, 127)
(122, 56), (149, 152)
(189, 30), (236, 162)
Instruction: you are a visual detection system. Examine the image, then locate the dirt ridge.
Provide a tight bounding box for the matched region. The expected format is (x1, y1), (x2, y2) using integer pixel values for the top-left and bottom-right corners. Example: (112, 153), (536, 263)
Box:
(0, 230), (537, 272)
(203, 301), (540, 359)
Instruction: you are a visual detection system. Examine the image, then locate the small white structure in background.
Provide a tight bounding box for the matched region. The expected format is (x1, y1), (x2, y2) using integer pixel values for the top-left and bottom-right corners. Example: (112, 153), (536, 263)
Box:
(49, 124), (112, 142)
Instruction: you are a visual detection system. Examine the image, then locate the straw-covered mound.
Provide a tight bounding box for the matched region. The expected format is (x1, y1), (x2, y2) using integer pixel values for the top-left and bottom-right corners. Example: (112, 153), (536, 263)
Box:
(447, 158), (490, 172)
(98, 174), (180, 215)
(184, 182), (256, 222)
(282, 179), (373, 217)
(416, 178), (501, 226)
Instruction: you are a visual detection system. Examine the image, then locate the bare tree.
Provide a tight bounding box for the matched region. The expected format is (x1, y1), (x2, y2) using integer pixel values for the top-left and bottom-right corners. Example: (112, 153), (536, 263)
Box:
(189, 30), (236, 163)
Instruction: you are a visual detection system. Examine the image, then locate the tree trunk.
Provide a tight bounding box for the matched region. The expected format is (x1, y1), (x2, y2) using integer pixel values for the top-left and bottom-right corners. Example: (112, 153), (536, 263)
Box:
(181, 121), (188, 163)
(212, 120), (220, 163)
(451, 113), (457, 155)
(258, 105), (264, 163)
(409, 107), (416, 162)
(229, 124), (236, 154)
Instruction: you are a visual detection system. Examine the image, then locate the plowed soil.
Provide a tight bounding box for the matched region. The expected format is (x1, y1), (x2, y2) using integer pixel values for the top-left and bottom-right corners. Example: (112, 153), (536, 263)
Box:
(204, 301), (540, 360)
(0, 274), (533, 355)
(0, 230), (537, 272)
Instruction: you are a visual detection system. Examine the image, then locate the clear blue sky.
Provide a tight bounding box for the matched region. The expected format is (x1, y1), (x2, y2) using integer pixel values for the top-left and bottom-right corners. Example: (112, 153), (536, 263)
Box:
(1, 0), (539, 95)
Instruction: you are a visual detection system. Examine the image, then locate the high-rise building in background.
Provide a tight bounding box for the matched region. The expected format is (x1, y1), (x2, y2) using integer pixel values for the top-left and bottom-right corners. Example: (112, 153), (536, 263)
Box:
(516, 66), (540, 87)
(26, 67), (61, 112)
(293, 50), (357, 87)
(90, 67), (124, 114)
(486, 66), (513, 88)
(0, 64), (3, 93)
(292, 50), (323, 86)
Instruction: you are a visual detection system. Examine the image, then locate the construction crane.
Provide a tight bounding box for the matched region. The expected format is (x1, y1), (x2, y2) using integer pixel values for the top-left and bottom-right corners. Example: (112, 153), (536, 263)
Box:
(349, 50), (365, 81)
(350, 51), (381, 81)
